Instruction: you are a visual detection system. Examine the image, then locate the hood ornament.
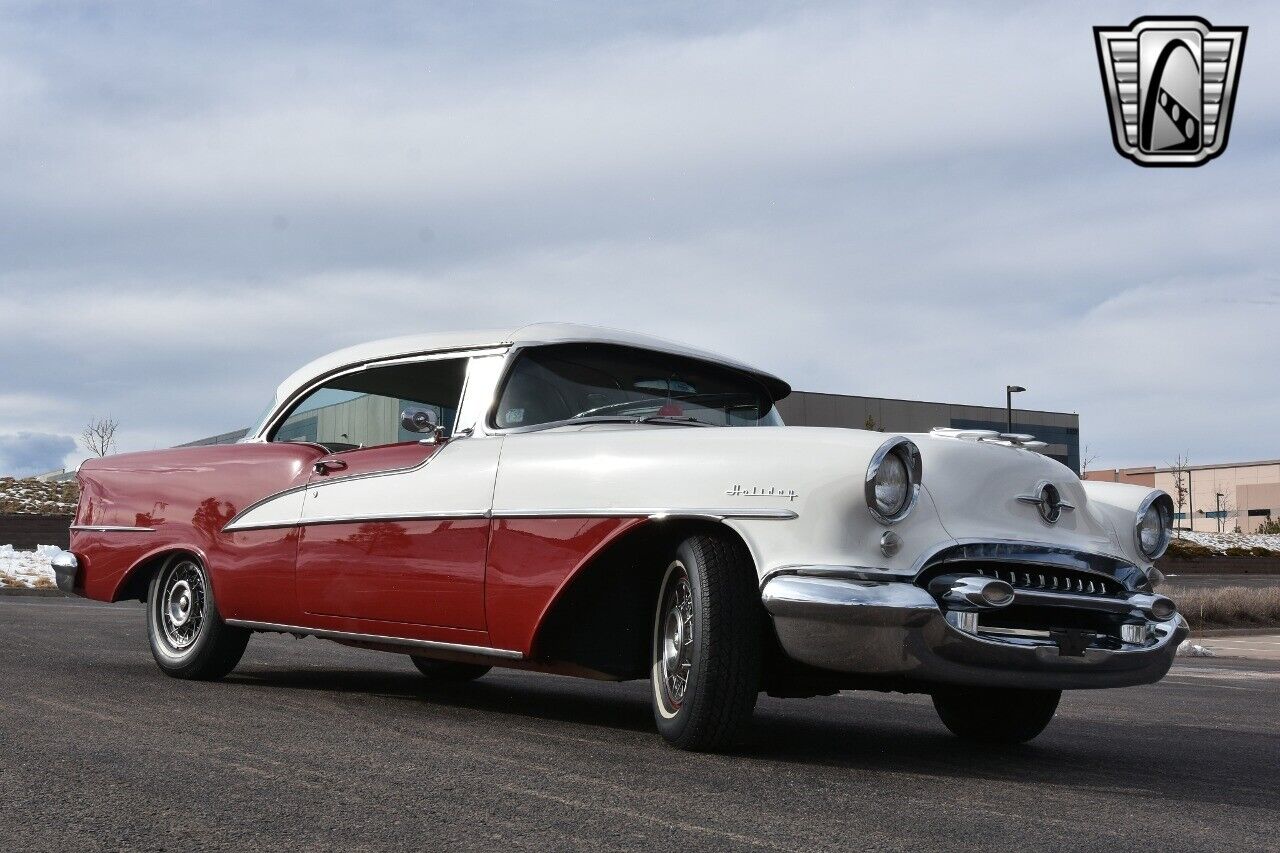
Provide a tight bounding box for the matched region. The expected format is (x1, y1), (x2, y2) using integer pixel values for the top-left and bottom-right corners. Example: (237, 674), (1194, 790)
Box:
(1017, 481), (1075, 524)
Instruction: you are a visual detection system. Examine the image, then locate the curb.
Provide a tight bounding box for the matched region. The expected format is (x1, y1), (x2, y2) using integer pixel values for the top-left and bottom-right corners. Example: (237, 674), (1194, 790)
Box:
(0, 587), (68, 598)
(1192, 627), (1280, 638)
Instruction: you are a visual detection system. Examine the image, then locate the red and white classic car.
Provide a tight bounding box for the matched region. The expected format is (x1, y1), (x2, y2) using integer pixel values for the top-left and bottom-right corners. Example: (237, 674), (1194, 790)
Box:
(54, 323), (1185, 750)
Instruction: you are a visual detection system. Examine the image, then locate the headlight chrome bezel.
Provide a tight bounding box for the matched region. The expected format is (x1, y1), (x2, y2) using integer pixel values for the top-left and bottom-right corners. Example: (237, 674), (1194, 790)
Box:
(865, 437), (922, 525)
(1135, 491), (1174, 561)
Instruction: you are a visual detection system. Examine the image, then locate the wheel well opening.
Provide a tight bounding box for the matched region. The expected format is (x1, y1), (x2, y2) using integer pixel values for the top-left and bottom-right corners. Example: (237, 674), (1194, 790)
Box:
(114, 550), (193, 603)
(530, 519), (757, 680)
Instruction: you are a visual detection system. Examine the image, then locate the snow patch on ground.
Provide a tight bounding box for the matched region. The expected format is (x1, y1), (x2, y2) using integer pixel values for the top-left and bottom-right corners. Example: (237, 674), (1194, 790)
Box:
(1175, 531), (1280, 553)
(1176, 640), (1216, 658)
(0, 544), (57, 588)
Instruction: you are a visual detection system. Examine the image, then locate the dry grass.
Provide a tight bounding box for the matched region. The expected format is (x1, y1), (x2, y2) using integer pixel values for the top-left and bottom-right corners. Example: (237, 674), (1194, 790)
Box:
(1169, 586), (1280, 631)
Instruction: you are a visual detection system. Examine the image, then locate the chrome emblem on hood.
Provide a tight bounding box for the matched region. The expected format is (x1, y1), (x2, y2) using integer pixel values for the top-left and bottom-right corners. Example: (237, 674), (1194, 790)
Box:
(1017, 481), (1075, 524)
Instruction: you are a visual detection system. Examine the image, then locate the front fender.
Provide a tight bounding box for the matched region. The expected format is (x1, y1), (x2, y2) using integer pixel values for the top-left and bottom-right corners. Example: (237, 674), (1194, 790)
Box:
(1080, 480), (1173, 569)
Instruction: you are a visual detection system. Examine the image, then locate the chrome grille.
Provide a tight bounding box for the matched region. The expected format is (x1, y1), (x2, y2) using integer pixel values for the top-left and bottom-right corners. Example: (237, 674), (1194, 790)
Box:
(968, 565), (1121, 597)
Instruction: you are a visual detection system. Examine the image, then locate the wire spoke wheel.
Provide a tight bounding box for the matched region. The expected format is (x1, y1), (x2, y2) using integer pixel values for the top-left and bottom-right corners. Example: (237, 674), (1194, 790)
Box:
(152, 559), (208, 656)
(653, 561), (695, 716)
(145, 554), (249, 680)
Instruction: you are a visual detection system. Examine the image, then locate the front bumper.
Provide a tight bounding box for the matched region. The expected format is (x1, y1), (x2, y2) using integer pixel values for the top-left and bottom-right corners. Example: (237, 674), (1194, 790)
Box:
(761, 573), (1188, 691)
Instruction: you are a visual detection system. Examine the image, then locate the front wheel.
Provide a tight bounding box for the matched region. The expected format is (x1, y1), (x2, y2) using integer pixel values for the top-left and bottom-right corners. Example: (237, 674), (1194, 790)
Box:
(651, 533), (762, 751)
(147, 555), (249, 680)
(931, 687), (1061, 743)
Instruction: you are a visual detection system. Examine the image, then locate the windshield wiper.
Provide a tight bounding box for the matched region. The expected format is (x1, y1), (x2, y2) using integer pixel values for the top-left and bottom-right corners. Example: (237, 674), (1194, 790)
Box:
(551, 414), (714, 428)
(635, 415), (714, 427)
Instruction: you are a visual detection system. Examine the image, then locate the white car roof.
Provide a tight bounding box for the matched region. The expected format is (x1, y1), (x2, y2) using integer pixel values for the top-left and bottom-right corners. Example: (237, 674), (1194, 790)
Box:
(272, 322), (791, 409)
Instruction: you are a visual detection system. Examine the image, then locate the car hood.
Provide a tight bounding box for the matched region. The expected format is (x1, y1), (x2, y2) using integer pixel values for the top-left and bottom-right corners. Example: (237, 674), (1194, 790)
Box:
(908, 433), (1123, 560)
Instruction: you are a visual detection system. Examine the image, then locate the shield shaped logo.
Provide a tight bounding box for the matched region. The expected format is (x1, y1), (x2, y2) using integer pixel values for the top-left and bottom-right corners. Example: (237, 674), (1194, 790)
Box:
(1094, 17), (1247, 166)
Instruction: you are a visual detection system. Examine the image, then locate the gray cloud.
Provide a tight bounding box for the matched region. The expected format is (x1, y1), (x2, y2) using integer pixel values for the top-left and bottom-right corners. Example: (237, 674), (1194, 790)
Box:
(0, 2), (1276, 472)
(0, 432), (76, 478)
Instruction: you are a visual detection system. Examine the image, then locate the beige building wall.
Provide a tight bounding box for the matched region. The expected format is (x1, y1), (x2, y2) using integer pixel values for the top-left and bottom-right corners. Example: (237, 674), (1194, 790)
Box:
(314, 395), (401, 447)
(1089, 460), (1280, 533)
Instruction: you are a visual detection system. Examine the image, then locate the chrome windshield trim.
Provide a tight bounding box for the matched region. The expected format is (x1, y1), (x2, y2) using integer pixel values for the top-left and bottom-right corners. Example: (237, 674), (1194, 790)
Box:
(70, 525), (156, 533)
(481, 341), (785, 436)
(224, 619), (524, 660)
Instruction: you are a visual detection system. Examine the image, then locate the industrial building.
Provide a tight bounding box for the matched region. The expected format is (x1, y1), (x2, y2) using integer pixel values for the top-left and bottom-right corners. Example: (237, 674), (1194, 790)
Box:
(1085, 460), (1280, 534)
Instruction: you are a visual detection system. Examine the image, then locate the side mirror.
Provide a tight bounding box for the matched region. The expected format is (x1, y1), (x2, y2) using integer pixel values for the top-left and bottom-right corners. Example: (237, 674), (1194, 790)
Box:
(401, 408), (444, 444)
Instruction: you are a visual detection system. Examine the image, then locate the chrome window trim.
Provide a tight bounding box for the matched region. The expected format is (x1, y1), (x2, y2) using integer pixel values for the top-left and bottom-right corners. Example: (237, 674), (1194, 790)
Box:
(251, 345), (510, 443)
(70, 525), (156, 533)
(864, 436), (922, 525)
(223, 619), (524, 660)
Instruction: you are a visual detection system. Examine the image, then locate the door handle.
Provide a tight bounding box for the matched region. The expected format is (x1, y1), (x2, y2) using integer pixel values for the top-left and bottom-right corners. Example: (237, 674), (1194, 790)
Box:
(314, 459), (348, 474)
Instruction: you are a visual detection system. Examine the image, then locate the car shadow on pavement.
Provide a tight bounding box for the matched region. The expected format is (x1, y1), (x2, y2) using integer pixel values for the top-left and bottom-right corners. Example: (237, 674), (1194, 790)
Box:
(225, 664), (660, 734)
(216, 654), (1279, 813)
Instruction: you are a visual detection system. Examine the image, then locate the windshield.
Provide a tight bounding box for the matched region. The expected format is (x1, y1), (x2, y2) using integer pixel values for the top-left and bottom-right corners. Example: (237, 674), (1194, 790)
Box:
(493, 343), (783, 430)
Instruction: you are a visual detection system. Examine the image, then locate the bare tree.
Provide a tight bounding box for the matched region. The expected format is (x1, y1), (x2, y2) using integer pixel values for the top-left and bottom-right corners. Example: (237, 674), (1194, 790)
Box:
(1079, 444), (1099, 476)
(1218, 486), (1236, 534)
(1168, 453), (1190, 537)
(863, 414), (884, 432)
(81, 417), (119, 457)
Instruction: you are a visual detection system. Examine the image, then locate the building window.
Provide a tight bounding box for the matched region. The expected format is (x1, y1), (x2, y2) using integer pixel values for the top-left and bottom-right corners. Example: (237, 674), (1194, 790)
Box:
(1247, 508), (1273, 517)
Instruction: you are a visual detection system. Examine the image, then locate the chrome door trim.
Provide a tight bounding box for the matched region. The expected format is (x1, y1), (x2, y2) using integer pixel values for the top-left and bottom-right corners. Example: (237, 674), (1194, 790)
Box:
(493, 507), (798, 521)
(227, 509), (491, 532)
(224, 619), (524, 660)
(226, 505), (797, 533)
(70, 525), (157, 533)
(221, 440), (462, 533)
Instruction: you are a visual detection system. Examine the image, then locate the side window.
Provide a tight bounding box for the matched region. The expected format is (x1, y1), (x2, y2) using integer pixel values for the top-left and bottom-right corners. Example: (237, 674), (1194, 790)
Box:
(270, 358), (468, 452)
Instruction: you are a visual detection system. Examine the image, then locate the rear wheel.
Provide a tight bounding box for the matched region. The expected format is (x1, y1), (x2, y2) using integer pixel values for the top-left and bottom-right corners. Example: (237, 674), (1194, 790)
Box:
(651, 533), (761, 751)
(931, 687), (1061, 743)
(409, 657), (491, 682)
(146, 555), (249, 680)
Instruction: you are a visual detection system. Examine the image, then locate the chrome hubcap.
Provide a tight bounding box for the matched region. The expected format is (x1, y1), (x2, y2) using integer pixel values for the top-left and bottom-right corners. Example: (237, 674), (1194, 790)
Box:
(655, 565), (694, 710)
(168, 580), (193, 627)
(155, 560), (206, 652)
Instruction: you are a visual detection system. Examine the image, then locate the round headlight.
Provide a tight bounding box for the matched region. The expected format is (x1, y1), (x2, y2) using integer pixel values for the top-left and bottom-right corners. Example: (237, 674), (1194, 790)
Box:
(1135, 493), (1173, 560)
(874, 453), (910, 516)
(865, 437), (922, 524)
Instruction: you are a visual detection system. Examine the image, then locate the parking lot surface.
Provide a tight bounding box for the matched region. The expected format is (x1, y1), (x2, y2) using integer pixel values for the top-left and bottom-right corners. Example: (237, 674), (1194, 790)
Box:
(3, 596), (1278, 852)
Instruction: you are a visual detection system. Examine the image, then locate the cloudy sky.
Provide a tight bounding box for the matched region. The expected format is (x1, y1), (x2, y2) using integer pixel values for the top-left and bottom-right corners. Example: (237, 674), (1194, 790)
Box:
(1, 1), (1277, 476)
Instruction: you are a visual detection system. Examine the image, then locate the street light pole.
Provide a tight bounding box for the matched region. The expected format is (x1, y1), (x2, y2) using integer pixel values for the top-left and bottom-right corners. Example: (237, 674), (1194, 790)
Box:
(1006, 385), (1026, 433)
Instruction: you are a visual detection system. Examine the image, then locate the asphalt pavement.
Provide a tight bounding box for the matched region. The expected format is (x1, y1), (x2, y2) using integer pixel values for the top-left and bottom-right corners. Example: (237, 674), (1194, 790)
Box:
(3, 596), (1278, 852)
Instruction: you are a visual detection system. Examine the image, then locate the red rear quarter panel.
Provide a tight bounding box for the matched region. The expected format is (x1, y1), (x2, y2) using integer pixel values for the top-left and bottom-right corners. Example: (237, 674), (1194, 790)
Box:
(73, 443), (325, 621)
